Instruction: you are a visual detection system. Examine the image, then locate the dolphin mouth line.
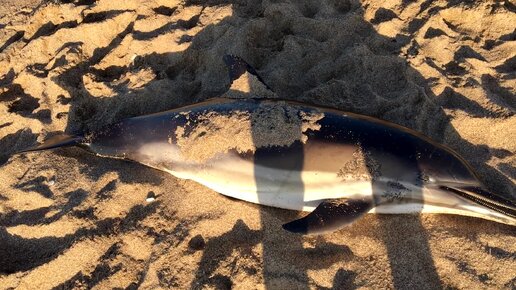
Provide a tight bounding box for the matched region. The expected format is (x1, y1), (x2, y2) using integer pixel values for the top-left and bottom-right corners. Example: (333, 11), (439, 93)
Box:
(440, 185), (516, 220)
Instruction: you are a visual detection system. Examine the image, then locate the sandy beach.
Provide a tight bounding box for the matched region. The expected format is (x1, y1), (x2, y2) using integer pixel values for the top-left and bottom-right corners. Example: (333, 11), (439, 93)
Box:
(0, 0), (515, 289)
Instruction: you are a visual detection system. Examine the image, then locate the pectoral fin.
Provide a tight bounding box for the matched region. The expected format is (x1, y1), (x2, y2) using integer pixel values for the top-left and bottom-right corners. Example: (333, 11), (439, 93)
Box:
(282, 198), (373, 235)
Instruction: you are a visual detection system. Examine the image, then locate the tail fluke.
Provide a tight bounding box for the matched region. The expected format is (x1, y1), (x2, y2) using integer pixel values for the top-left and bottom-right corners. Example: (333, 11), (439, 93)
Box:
(16, 134), (83, 154)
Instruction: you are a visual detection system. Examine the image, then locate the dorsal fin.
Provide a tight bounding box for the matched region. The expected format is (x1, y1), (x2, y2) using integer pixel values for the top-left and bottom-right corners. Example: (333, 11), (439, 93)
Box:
(223, 55), (271, 89)
(222, 55), (277, 99)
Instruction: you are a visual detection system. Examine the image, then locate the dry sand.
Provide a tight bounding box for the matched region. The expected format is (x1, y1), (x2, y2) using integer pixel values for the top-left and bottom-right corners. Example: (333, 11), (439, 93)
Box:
(0, 0), (515, 289)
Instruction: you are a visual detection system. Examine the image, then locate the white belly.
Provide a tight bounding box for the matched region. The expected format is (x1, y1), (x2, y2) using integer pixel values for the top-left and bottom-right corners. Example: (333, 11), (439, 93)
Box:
(165, 153), (373, 212)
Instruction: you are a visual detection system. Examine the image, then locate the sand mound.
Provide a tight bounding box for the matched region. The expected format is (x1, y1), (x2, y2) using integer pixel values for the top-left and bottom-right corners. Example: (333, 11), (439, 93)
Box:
(175, 102), (324, 162)
(0, 0), (514, 288)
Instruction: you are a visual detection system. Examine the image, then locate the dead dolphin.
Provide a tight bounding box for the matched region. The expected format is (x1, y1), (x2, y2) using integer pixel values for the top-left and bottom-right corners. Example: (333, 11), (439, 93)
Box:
(18, 56), (516, 234)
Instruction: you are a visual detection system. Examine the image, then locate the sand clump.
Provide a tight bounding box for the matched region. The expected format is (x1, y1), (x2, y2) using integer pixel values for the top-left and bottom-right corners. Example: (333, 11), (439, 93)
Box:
(337, 146), (381, 181)
(174, 102), (324, 162)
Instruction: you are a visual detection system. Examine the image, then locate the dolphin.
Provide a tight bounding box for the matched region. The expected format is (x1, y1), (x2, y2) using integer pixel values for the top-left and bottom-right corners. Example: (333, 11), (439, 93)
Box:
(17, 56), (516, 234)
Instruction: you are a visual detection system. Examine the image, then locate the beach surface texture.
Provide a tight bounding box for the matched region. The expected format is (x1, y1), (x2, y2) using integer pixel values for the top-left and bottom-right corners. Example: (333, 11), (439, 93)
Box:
(0, 0), (515, 288)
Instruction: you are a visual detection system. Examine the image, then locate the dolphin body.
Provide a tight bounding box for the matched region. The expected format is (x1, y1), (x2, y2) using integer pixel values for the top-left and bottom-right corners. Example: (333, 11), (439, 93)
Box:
(19, 56), (516, 234)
